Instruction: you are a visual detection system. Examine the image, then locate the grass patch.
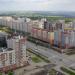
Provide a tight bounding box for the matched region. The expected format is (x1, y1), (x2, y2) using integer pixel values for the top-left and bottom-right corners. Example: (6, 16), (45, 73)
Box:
(49, 69), (57, 75)
(0, 72), (2, 75)
(70, 67), (75, 71)
(0, 26), (13, 34)
(60, 67), (75, 75)
(31, 56), (42, 63)
(8, 71), (14, 75)
(49, 69), (65, 75)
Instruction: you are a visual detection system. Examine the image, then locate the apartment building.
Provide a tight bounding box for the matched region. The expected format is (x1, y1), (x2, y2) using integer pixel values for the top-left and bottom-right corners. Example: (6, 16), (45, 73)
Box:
(0, 17), (29, 32)
(0, 16), (75, 50)
(7, 36), (27, 67)
(0, 48), (16, 72)
(44, 21), (54, 31)
(55, 20), (65, 31)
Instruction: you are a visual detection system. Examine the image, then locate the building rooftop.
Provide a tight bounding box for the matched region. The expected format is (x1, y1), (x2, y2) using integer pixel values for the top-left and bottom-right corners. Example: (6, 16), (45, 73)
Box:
(0, 48), (13, 52)
(7, 35), (26, 40)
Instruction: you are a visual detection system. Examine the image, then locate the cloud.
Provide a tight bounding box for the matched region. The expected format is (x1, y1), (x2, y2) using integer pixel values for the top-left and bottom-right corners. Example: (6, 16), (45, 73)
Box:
(44, 0), (75, 11)
(13, 0), (49, 2)
(0, 0), (75, 11)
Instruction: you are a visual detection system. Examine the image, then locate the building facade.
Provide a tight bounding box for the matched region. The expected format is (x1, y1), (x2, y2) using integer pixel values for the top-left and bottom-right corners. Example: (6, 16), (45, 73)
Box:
(7, 36), (27, 67)
(0, 48), (16, 72)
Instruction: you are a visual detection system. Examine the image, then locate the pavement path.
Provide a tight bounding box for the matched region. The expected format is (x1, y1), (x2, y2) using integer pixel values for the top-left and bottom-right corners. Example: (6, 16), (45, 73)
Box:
(14, 62), (52, 75)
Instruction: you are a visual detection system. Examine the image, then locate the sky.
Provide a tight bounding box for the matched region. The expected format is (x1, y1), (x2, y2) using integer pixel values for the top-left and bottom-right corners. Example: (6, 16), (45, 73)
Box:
(0, 0), (75, 11)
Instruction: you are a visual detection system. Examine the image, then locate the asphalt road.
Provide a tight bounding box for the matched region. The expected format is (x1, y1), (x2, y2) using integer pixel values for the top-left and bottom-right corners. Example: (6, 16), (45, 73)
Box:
(27, 41), (75, 69)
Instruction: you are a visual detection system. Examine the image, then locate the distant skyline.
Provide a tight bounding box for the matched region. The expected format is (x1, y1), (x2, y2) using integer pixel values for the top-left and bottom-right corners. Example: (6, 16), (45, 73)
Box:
(0, 0), (75, 12)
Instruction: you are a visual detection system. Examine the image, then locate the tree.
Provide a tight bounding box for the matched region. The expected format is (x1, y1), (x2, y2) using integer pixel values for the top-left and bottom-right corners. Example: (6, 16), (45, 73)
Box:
(8, 71), (13, 75)
(0, 72), (2, 75)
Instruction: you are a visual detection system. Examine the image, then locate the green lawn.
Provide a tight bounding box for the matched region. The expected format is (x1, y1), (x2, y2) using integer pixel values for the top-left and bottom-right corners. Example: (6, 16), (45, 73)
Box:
(60, 67), (75, 75)
(31, 56), (42, 63)
(8, 71), (14, 75)
(49, 69), (57, 75)
(0, 26), (13, 34)
(0, 73), (2, 75)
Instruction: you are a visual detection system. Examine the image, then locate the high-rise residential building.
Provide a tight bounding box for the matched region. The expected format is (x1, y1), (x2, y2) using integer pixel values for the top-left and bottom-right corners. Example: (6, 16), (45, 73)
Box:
(55, 20), (65, 31)
(0, 48), (16, 72)
(44, 21), (53, 31)
(0, 17), (29, 32)
(7, 36), (27, 67)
